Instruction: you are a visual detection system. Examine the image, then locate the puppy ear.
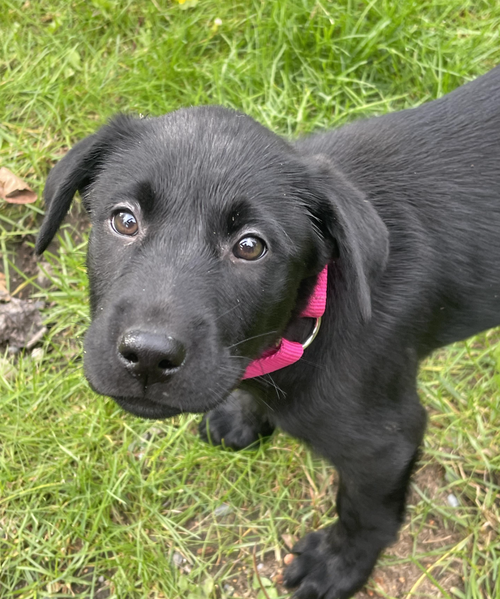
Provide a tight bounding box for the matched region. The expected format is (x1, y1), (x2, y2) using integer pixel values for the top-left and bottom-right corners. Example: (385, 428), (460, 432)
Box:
(35, 115), (134, 255)
(303, 154), (389, 322)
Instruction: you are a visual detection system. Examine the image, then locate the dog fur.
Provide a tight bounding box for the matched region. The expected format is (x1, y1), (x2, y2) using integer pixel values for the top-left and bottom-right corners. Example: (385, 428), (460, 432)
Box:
(36, 66), (500, 599)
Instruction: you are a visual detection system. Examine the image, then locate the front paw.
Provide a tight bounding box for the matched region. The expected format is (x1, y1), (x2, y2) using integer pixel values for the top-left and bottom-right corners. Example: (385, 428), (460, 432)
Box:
(198, 389), (274, 450)
(283, 529), (379, 599)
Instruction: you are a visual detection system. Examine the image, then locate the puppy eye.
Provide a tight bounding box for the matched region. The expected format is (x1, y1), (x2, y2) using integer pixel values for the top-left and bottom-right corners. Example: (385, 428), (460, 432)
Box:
(233, 236), (267, 261)
(111, 210), (139, 236)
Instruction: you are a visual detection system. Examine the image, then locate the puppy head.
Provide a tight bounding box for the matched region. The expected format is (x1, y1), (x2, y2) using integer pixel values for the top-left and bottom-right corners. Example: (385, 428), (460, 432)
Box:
(37, 107), (388, 418)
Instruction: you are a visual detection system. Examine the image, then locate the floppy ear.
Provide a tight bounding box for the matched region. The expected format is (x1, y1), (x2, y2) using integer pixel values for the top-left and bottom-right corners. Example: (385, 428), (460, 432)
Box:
(35, 115), (135, 255)
(302, 154), (389, 322)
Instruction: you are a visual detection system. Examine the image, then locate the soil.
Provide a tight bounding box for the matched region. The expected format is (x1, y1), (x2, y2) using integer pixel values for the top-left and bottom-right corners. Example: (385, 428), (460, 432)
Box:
(0, 202), (89, 300)
(202, 464), (465, 599)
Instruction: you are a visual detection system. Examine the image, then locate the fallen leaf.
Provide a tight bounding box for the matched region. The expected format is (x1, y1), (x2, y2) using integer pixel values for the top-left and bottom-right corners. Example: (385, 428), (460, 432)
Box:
(0, 297), (46, 350)
(0, 166), (37, 204)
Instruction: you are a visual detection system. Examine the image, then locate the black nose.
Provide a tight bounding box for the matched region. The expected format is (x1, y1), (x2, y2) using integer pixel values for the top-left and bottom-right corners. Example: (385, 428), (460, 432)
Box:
(118, 330), (186, 385)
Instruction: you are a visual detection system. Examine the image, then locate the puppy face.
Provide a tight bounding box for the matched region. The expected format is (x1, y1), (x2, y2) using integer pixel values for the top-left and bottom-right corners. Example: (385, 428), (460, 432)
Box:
(36, 107), (388, 419)
(39, 108), (331, 418)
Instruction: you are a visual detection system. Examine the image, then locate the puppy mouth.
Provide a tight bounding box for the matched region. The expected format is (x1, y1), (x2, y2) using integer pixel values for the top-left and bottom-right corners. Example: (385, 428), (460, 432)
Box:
(113, 395), (184, 419)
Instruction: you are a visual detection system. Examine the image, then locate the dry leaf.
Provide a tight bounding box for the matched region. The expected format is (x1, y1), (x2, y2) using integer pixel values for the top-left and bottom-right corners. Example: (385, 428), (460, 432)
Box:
(0, 297), (46, 350)
(0, 166), (37, 204)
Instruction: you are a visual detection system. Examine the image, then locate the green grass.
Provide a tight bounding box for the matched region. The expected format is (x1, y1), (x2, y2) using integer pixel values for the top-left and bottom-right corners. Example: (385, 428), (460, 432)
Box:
(1, 1), (500, 598)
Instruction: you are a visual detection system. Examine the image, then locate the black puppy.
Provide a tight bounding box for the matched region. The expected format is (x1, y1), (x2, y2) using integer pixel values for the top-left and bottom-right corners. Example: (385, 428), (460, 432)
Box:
(36, 66), (500, 599)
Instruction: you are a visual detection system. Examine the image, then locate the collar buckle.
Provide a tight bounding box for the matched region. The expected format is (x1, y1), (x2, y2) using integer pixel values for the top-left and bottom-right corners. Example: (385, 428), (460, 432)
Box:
(242, 266), (328, 380)
(301, 316), (322, 350)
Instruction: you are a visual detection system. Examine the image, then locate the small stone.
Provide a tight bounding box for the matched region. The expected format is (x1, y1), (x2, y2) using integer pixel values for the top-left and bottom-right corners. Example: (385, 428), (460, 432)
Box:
(447, 493), (459, 507)
(31, 347), (44, 362)
(223, 583), (235, 596)
(172, 551), (186, 568)
(214, 503), (233, 517)
(37, 262), (53, 288)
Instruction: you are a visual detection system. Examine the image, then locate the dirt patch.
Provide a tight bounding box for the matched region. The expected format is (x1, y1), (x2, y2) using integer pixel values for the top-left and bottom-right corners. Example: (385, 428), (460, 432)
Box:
(357, 467), (464, 598)
(2, 236), (39, 299)
(0, 201), (90, 300)
(201, 464), (466, 599)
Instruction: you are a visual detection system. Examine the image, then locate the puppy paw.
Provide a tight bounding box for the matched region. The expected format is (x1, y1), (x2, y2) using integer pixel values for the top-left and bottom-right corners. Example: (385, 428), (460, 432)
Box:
(283, 529), (379, 599)
(198, 389), (273, 450)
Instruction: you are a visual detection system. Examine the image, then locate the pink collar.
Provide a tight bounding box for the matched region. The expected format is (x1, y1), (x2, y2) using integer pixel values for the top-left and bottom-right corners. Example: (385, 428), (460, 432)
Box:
(242, 267), (328, 379)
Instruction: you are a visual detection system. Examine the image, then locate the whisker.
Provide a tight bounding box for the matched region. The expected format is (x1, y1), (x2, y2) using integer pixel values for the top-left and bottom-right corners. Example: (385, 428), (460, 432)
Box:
(227, 330), (278, 350)
(263, 373), (286, 402)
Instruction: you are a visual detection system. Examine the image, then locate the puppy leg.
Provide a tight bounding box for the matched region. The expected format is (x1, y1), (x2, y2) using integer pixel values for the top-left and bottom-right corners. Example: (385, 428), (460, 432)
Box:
(199, 388), (274, 450)
(283, 395), (426, 599)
